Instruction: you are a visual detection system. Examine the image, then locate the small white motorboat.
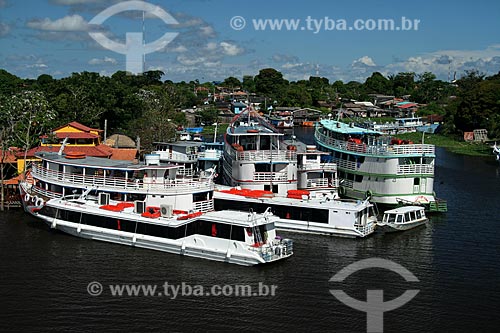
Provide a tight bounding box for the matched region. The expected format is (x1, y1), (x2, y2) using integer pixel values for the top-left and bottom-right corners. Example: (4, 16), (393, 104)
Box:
(377, 206), (428, 232)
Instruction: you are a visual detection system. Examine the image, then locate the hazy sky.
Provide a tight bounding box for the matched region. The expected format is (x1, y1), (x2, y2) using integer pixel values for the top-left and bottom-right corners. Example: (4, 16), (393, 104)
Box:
(1, 0), (499, 82)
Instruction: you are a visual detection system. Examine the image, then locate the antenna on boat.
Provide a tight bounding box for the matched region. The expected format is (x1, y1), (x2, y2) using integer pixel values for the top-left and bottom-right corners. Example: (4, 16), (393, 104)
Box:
(213, 122), (218, 143)
(142, 7), (146, 73)
(58, 137), (69, 156)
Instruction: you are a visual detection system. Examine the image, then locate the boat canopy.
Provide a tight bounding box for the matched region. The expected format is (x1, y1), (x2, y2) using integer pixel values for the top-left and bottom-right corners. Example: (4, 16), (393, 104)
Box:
(319, 119), (382, 135)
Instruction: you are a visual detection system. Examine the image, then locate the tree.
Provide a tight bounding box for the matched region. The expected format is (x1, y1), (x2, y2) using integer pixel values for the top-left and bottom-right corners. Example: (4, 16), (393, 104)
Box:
(364, 72), (392, 94)
(389, 72), (415, 97)
(132, 88), (177, 150)
(222, 77), (241, 89)
(242, 75), (255, 92)
(283, 83), (312, 106)
(0, 69), (23, 95)
(254, 68), (288, 100)
(2, 90), (56, 177)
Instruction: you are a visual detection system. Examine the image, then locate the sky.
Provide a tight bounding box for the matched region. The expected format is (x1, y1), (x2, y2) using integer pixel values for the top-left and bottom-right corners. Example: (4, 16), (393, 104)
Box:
(1, 0), (500, 83)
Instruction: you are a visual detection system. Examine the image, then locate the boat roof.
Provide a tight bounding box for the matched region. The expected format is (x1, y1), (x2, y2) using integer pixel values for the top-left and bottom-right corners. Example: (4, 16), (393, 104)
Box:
(202, 210), (278, 226)
(227, 108), (282, 136)
(319, 119), (382, 135)
(49, 198), (276, 227)
(215, 189), (372, 211)
(383, 206), (425, 214)
(154, 141), (204, 148)
(35, 151), (180, 171)
(281, 139), (329, 155)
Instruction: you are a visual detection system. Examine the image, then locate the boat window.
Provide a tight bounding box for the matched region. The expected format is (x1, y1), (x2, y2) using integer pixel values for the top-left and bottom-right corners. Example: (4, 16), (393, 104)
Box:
(396, 214), (403, 223)
(388, 214), (396, 223)
(416, 210), (422, 219)
(404, 212), (411, 222)
(410, 211), (417, 221)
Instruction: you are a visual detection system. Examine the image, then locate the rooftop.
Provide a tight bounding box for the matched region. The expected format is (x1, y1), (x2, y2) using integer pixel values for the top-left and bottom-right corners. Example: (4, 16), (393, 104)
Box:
(35, 151), (179, 171)
(319, 119), (382, 135)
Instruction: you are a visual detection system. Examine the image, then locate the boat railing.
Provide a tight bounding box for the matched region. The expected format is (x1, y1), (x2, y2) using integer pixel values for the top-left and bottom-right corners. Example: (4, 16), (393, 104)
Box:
(176, 167), (195, 177)
(253, 171), (288, 182)
(198, 150), (223, 160)
(298, 162), (337, 171)
(306, 178), (333, 188)
(32, 165), (214, 194)
(342, 179), (354, 189)
(192, 199), (214, 213)
(332, 158), (358, 171)
(355, 223), (375, 237)
(29, 185), (61, 199)
(152, 150), (198, 162)
(397, 164), (434, 175)
(315, 128), (435, 156)
(233, 150), (297, 162)
(250, 239), (293, 262)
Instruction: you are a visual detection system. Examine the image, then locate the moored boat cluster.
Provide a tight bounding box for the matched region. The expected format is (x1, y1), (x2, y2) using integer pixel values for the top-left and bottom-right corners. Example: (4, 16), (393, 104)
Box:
(19, 107), (444, 266)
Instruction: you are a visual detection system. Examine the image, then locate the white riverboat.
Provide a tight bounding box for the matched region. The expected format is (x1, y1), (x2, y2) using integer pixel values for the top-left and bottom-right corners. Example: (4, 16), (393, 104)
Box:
(314, 118), (447, 212)
(35, 194), (293, 266)
(19, 150), (216, 216)
(222, 107), (298, 194)
(281, 139), (338, 193)
(214, 187), (377, 238)
(378, 206), (428, 232)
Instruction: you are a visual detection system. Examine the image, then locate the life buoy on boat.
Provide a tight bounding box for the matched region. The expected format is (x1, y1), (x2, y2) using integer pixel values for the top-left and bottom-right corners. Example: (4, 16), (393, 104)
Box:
(35, 197), (44, 207)
(365, 190), (373, 199)
(339, 186), (346, 196)
(24, 193), (31, 202)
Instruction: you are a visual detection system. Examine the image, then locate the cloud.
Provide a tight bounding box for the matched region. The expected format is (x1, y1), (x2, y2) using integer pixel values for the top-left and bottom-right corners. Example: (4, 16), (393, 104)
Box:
(0, 22), (10, 37)
(272, 54), (300, 64)
(88, 56), (117, 65)
(352, 56), (377, 68)
(27, 63), (48, 69)
(27, 14), (90, 31)
(382, 45), (500, 80)
(220, 41), (244, 56)
(170, 45), (188, 53)
(199, 26), (215, 37)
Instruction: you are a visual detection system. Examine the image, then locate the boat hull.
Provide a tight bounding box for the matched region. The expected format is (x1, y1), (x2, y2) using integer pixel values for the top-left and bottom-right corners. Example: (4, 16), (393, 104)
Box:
(274, 219), (375, 238)
(377, 219), (427, 232)
(36, 215), (291, 266)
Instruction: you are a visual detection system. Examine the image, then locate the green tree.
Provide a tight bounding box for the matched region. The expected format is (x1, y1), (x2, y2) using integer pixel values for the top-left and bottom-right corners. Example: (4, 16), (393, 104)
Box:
(222, 77), (241, 89)
(283, 83), (312, 106)
(2, 90), (56, 176)
(132, 88), (177, 150)
(0, 69), (23, 95)
(389, 72), (415, 97)
(254, 68), (288, 101)
(242, 75), (255, 92)
(364, 72), (392, 94)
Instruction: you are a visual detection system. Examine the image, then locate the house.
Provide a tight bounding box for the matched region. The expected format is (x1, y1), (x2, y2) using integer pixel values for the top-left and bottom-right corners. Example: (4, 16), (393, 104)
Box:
(291, 108), (323, 124)
(16, 121), (113, 173)
(231, 101), (248, 114)
(104, 134), (138, 161)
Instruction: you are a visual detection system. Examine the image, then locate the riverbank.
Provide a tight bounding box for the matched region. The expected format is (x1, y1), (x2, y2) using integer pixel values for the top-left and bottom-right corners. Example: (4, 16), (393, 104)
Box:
(397, 132), (492, 156)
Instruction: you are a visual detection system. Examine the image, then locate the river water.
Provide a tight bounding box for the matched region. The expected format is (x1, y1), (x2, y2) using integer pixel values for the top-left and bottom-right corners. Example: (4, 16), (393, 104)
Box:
(1, 129), (499, 332)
